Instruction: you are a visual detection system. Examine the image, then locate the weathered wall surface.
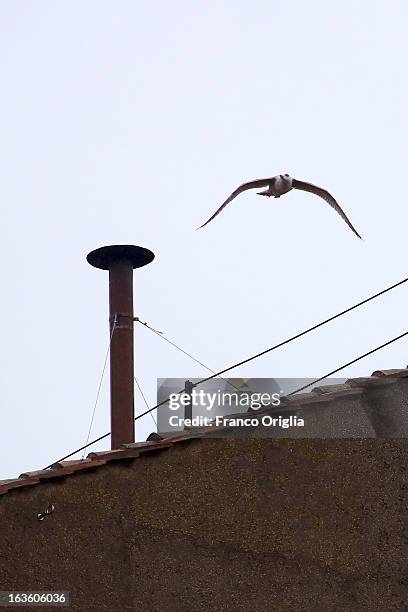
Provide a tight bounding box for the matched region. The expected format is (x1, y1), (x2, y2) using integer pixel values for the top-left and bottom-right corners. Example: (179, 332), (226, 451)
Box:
(1, 438), (408, 611)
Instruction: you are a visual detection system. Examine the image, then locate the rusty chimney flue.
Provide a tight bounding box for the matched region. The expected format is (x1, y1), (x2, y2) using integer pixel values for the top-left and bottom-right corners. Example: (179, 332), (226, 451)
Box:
(87, 245), (155, 449)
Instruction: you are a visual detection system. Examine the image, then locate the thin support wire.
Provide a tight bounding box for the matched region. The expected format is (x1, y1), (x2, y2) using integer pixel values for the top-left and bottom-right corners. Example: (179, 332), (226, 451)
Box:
(81, 313), (118, 459)
(43, 327), (408, 469)
(43, 273), (408, 468)
(134, 376), (157, 427)
(134, 317), (245, 394)
(133, 329), (408, 423)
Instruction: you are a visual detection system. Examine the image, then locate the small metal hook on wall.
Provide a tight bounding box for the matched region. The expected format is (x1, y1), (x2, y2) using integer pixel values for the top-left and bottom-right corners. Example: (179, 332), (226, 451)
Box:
(37, 504), (55, 521)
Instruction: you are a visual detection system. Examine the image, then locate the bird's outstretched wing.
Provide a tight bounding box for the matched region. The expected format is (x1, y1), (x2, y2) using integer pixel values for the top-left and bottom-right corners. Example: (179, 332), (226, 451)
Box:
(197, 178), (272, 229)
(292, 179), (362, 239)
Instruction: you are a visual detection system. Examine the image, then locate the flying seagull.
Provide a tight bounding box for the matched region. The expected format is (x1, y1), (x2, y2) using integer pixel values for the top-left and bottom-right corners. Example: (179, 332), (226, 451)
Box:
(198, 174), (362, 238)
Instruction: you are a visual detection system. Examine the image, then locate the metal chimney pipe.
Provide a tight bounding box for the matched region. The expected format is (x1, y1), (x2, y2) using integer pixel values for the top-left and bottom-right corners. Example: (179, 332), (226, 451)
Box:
(87, 245), (155, 449)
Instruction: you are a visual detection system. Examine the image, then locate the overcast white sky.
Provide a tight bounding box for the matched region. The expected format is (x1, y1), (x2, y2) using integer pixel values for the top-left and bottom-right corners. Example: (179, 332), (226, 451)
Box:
(1, 1), (407, 479)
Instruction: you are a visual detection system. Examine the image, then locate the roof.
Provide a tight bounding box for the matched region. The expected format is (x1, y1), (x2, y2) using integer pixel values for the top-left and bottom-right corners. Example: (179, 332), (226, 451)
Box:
(1, 368), (408, 498)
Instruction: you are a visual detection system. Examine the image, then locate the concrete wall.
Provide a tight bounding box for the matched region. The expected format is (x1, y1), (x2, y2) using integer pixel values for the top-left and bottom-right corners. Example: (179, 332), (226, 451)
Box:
(2, 438), (408, 611)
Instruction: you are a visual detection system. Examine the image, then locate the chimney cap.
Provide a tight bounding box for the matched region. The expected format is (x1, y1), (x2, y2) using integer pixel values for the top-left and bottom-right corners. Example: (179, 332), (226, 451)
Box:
(87, 245), (155, 270)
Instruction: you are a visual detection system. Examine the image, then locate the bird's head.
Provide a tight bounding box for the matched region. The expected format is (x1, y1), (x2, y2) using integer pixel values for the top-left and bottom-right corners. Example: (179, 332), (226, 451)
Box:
(280, 173), (293, 188)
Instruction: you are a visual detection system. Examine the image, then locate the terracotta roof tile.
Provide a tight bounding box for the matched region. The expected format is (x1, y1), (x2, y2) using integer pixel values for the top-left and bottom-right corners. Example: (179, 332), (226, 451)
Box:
(371, 368), (408, 378)
(312, 384), (354, 395)
(141, 432), (207, 444)
(284, 392), (333, 406)
(0, 477), (40, 496)
(348, 377), (399, 388)
(19, 460), (107, 481)
(2, 367), (408, 498)
(50, 459), (94, 469)
(88, 442), (174, 462)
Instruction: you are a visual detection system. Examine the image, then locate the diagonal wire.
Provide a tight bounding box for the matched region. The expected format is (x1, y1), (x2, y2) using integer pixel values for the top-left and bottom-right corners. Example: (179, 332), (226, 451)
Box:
(135, 317), (246, 394)
(194, 277), (408, 388)
(287, 330), (408, 396)
(134, 317), (163, 334)
(44, 328), (408, 468)
(44, 268), (408, 467)
(81, 314), (118, 459)
(134, 376), (157, 427)
(133, 330), (408, 423)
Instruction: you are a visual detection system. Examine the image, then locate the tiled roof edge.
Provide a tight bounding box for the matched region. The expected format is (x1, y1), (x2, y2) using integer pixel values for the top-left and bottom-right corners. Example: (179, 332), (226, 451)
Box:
(2, 367), (408, 497)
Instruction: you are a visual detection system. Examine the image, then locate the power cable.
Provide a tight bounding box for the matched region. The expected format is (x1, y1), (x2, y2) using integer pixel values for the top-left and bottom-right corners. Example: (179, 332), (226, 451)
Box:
(44, 327), (408, 468)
